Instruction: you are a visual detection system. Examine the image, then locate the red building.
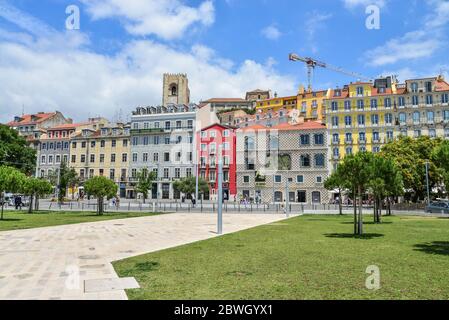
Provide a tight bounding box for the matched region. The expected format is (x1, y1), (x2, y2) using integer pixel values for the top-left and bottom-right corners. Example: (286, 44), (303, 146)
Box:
(197, 124), (237, 201)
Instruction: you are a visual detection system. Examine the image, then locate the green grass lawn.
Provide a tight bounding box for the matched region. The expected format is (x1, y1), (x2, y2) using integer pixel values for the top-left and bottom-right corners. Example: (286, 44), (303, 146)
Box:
(0, 210), (161, 231)
(114, 214), (449, 300)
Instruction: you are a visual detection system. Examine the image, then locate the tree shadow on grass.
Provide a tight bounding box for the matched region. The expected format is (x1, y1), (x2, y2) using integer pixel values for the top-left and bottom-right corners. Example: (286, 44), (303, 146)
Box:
(340, 221), (393, 225)
(324, 233), (384, 240)
(0, 219), (23, 222)
(414, 242), (449, 255)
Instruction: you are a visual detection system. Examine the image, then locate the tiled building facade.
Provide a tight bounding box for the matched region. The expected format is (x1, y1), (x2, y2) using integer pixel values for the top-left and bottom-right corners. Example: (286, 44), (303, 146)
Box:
(236, 122), (330, 204)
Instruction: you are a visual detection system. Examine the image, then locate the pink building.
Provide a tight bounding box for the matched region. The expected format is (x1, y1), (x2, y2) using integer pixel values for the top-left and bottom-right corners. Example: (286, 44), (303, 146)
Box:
(197, 124), (237, 201)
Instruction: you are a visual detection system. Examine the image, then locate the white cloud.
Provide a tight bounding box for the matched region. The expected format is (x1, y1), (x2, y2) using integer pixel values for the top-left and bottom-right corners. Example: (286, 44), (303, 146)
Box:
(0, 38), (295, 124)
(80, 0), (215, 40)
(365, 0), (449, 66)
(342, 0), (387, 8)
(366, 30), (442, 66)
(261, 24), (282, 40)
(0, 3), (295, 124)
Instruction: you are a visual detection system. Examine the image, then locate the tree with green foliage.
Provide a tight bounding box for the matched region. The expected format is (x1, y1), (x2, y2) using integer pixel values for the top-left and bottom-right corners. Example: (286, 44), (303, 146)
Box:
(84, 176), (118, 215)
(135, 169), (157, 203)
(21, 177), (53, 214)
(33, 179), (53, 211)
(56, 161), (80, 202)
(0, 166), (27, 220)
(432, 140), (449, 193)
(0, 125), (37, 175)
(324, 166), (348, 215)
(338, 152), (375, 235)
(22, 177), (40, 214)
(382, 136), (442, 202)
(173, 176), (209, 201)
(367, 155), (399, 223)
(65, 167), (80, 200)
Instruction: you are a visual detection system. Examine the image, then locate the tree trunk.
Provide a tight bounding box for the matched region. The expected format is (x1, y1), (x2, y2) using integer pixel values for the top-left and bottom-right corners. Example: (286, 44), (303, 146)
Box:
(358, 186), (363, 235)
(28, 195), (33, 214)
(1, 192), (4, 220)
(373, 198), (377, 223)
(378, 198), (382, 223)
(35, 195), (39, 211)
(353, 188), (358, 235)
(338, 188), (343, 215)
(388, 198), (392, 216)
(98, 197), (104, 216)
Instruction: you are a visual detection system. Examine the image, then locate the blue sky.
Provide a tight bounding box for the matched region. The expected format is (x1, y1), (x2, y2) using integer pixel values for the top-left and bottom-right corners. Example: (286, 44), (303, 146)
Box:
(0, 0), (448, 122)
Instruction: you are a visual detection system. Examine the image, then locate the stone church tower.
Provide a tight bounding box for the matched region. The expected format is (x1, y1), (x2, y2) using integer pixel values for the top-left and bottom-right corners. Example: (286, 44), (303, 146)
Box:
(162, 73), (190, 106)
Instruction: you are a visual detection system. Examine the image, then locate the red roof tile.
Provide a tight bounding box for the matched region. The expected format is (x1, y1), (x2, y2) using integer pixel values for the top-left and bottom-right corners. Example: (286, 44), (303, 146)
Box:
(7, 112), (57, 126)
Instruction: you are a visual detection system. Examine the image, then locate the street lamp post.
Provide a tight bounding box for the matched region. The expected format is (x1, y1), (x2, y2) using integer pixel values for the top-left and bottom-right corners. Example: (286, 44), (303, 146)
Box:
(217, 144), (223, 235)
(425, 160), (430, 206)
(285, 177), (290, 218)
(195, 130), (199, 208)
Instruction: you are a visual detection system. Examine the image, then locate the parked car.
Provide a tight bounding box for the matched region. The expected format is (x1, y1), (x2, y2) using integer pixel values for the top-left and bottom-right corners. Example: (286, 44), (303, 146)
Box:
(425, 202), (449, 214)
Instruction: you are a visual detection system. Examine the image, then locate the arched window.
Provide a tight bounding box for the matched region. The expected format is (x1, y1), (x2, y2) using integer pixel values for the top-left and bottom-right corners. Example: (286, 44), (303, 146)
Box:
(170, 84), (178, 96)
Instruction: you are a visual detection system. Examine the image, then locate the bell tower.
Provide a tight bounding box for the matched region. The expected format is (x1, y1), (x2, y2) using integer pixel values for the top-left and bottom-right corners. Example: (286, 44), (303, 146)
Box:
(162, 73), (190, 106)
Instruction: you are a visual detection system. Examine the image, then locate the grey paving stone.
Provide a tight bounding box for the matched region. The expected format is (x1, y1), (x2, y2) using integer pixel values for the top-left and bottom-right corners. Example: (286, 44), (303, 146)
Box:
(84, 277), (140, 293)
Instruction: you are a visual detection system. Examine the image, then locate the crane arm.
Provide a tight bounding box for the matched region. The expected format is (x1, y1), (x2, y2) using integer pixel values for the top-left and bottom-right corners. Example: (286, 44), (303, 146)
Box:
(289, 53), (372, 82)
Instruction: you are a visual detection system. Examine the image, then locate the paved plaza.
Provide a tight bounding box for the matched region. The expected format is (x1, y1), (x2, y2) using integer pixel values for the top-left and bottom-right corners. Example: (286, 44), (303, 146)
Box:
(0, 213), (290, 300)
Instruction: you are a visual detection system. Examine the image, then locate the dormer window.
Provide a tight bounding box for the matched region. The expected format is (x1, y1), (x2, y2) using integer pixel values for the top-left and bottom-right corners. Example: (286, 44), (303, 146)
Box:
(357, 86), (364, 96)
(101, 128), (108, 135)
(334, 90), (341, 97)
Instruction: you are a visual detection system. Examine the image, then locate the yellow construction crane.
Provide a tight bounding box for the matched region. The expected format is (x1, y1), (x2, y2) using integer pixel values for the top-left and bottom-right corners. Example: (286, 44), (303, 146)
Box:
(289, 53), (372, 91)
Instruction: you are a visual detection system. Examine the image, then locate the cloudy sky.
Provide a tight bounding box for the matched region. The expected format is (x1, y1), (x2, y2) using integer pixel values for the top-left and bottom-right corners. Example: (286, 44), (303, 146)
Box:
(0, 0), (448, 123)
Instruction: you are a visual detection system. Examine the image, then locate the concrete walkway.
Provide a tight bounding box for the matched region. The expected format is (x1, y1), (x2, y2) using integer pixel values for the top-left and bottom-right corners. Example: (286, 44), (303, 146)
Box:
(0, 213), (291, 300)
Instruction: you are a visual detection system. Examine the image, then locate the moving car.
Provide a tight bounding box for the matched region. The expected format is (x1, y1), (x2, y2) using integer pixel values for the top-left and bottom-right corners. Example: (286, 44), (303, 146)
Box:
(425, 201), (449, 214)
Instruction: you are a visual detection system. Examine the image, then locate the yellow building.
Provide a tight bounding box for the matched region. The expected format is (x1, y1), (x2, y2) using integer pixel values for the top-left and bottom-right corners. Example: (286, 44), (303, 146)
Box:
(69, 123), (131, 198)
(255, 95), (297, 112)
(297, 85), (330, 122)
(326, 77), (398, 170)
(255, 86), (330, 122)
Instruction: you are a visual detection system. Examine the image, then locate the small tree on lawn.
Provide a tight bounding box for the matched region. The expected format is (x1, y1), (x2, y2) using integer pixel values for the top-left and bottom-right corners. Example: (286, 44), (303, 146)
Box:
(135, 169), (157, 203)
(173, 176), (209, 202)
(0, 166), (26, 220)
(64, 167), (80, 200)
(324, 165), (348, 215)
(84, 176), (118, 215)
(34, 179), (53, 211)
(338, 152), (375, 235)
(22, 177), (39, 214)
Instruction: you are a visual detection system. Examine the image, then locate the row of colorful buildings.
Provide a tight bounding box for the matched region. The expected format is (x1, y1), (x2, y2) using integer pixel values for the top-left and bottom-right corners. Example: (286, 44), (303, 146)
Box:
(6, 73), (449, 204)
